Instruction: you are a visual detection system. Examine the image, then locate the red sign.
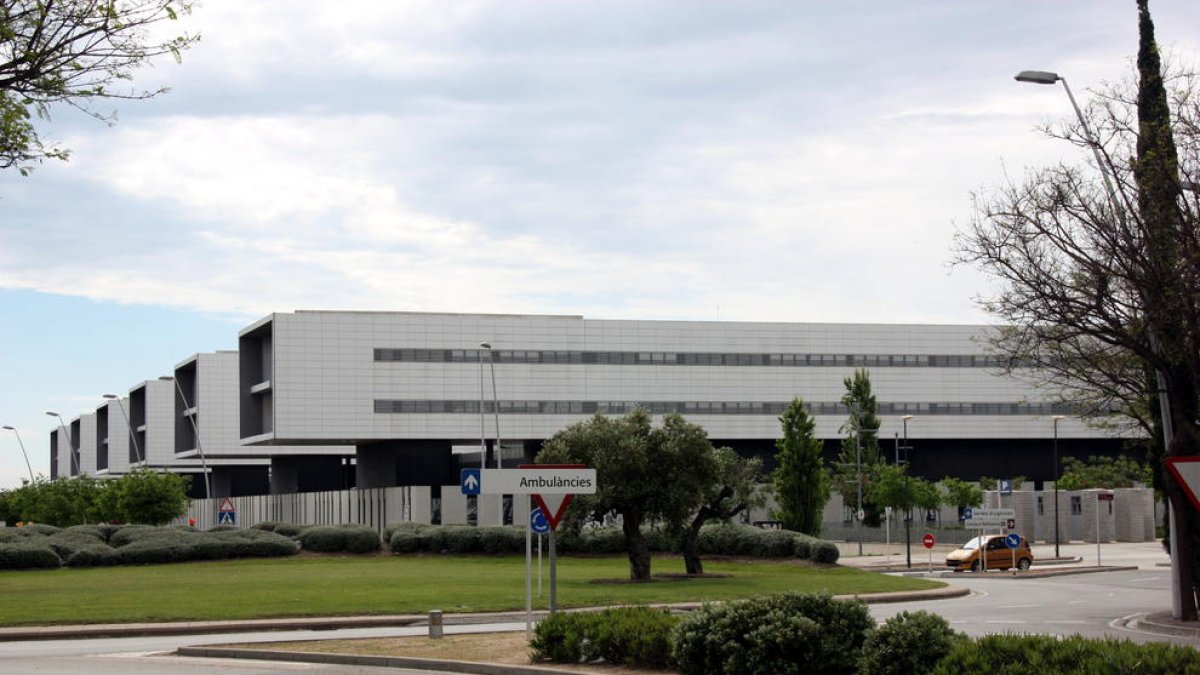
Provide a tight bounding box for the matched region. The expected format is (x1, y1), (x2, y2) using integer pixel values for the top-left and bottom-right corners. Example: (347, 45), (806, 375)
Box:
(520, 463), (587, 530)
(1097, 492), (1115, 502)
(1166, 457), (1200, 511)
(922, 533), (936, 549)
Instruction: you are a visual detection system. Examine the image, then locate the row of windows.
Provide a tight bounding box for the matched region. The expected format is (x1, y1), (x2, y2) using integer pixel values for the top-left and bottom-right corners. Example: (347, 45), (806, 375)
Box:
(374, 399), (1077, 416)
(374, 348), (1025, 369)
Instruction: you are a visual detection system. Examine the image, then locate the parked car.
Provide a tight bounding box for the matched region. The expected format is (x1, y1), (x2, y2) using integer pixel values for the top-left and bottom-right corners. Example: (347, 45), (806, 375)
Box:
(945, 534), (1033, 572)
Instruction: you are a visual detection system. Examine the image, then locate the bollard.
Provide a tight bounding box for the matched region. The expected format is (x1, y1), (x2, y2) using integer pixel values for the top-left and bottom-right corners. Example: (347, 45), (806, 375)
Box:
(429, 609), (443, 639)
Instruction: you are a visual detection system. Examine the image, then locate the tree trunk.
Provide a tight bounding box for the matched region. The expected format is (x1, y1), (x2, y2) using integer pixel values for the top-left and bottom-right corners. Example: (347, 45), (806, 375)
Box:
(682, 509), (710, 575)
(623, 515), (651, 581)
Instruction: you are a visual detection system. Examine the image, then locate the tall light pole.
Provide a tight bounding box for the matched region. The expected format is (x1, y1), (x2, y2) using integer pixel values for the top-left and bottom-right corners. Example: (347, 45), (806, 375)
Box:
(1052, 414), (1065, 559)
(1017, 69), (1183, 609)
(2, 426), (35, 482)
(480, 342), (503, 525)
(102, 394), (143, 465)
(159, 377), (212, 500)
(45, 411), (77, 476)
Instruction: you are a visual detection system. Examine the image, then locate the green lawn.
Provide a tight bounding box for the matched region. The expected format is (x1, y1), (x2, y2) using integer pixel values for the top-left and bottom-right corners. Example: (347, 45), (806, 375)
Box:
(0, 554), (943, 626)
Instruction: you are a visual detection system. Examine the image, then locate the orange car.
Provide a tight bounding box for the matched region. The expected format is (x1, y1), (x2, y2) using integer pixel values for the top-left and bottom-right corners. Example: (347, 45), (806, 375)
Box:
(945, 534), (1033, 572)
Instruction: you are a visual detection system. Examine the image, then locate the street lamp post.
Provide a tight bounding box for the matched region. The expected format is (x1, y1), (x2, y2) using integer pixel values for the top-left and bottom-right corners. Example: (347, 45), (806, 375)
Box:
(480, 342), (503, 525)
(45, 411), (78, 476)
(1052, 415), (1065, 559)
(1, 426), (35, 482)
(1016, 67), (1188, 613)
(158, 377), (212, 500)
(102, 394), (143, 465)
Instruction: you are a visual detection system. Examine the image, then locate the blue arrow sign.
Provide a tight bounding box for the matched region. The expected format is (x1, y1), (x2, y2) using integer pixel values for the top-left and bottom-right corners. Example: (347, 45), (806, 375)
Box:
(461, 469), (481, 495)
(962, 507), (973, 521)
(529, 507), (550, 534)
(1005, 533), (1021, 549)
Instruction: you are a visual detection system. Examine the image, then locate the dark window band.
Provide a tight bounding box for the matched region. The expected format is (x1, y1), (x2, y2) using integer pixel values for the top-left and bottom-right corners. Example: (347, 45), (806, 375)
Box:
(374, 348), (1026, 369)
(374, 399), (1076, 416)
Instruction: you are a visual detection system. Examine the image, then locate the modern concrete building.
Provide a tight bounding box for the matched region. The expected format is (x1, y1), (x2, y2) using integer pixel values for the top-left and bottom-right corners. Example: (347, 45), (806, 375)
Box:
(235, 311), (1135, 491)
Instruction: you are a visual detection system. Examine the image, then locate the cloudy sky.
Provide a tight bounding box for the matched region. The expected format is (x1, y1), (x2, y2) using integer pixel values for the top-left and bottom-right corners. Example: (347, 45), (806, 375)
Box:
(2, 1), (1198, 488)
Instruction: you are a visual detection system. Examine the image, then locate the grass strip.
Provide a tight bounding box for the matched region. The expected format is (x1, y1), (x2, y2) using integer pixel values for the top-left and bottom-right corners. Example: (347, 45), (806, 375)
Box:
(0, 554), (942, 626)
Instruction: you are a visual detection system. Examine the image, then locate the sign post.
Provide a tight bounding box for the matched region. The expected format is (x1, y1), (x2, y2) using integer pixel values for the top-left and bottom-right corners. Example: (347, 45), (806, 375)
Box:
(1096, 491), (1114, 566)
(464, 465), (596, 620)
(1005, 532), (1021, 572)
(922, 533), (935, 573)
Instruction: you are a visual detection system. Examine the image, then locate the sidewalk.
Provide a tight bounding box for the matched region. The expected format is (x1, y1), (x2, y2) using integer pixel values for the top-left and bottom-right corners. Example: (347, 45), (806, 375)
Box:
(835, 539), (1168, 577)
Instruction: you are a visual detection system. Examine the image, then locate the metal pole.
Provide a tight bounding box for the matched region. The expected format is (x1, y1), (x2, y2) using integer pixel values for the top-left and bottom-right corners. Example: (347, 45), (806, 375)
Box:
(161, 377), (212, 500)
(856, 422), (863, 557)
(2, 426), (35, 482)
(104, 395), (143, 464)
(46, 412), (77, 476)
(549, 527), (558, 614)
(478, 346), (487, 470)
(1053, 416), (1061, 559)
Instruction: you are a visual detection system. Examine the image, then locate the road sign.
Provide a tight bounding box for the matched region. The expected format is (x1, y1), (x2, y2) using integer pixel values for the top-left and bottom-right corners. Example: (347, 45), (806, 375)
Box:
(529, 507), (550, 534)
(460, 469), (481, 495)
(1097, 491), (1115, 502)
(1004, 533), (1021, 549)
(963, 507), (1015, 527)
(1166, 458), (1200, 510)
(999, 479), (1013, 496)
(1006, 518), (1016, 530)
(922, 533), (936, 549)
(856, 509), (865, 521)
(217, 498), (236, 526)
(468, 468), (597, 495)
(532, 494), (574, 530)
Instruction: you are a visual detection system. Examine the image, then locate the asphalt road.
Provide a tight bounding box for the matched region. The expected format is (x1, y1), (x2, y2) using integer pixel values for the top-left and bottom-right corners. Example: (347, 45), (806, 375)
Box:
(870, 567), (1189, 644)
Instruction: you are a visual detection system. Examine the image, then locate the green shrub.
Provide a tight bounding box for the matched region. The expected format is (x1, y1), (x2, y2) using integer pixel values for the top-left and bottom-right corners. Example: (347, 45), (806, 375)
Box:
(252, 521), (280, 532)
(114, 539), (194, 565)
(859, 611), (964, 675)
(0, 542), (61, 569)
(273, 523), (310, 538)
(530, 612), (590, 663)
(477, 526), (524, 553)
(108, 524), (172, 548)
(0, 528), (42, 544)
(298, 524), (381, 554)
(812, 541), (840, 564)
(531, 607), (677, 668)
(207, 525), (239, 533)
(389, 525), (426, 553)
(672, 593), (874, 675)
(932, 634), (1200, 674)
(65, 544), (120, 568)
(441, 525), (480, 554)
(792, 535), (813, 559)
(20, 523), (61, 536)
(45, 530), (106, 559)
(385, 521), (426, 541)
(590, 606), (677, 668)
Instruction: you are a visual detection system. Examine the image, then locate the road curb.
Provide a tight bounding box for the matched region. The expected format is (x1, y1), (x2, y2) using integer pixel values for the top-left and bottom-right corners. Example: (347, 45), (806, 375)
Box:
(178, 646), (584, 675)
(1133, 611), (1200, 639)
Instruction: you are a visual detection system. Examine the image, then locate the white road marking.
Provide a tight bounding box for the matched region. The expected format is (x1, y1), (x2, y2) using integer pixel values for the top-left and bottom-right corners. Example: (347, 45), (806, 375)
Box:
(998, 604), (1041, 609)
(985, 620), (1028, 624)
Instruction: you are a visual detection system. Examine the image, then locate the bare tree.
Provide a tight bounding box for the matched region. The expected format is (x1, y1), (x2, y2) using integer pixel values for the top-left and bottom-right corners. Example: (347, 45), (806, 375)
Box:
(1, 0), (198, 174)
(955, 7), (1200, 615)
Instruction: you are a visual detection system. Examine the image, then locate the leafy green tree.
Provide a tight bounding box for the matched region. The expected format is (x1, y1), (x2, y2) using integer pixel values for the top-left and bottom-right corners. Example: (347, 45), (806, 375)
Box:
(773, 397), (828, 536)
(1057, 455), (1152, 491)
(537, 409), (717, 581)
(940, 477), (983, 521)
(870, 465), (939, 568)
(1, 0), (198, 174)
(681, 447), (764, 574)
(831, 369), (884, 527)
(115, 469), (190, 525)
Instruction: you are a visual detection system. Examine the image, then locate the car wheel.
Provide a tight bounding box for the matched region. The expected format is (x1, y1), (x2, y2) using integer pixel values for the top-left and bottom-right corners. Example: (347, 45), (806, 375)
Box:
(970, 560), (980, 572)
(1017, 558), (1032, 571)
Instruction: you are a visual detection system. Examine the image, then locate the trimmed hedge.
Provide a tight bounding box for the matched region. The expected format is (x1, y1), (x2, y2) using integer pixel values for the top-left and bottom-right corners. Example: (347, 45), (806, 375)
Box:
(298, 524), (382, 554)
(0, 542), (61, 569)
(531, 607), (678, 669)
(859, 611), (964, 675)
(931, 634), (1200, 674)
(0, 525), (299, 569)
(672, 593), (874, 675)
(386, 522), (839, 561)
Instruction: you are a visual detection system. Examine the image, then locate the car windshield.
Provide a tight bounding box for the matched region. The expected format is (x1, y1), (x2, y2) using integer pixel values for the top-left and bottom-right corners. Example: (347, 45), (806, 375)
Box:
(960, 537), (983, 550)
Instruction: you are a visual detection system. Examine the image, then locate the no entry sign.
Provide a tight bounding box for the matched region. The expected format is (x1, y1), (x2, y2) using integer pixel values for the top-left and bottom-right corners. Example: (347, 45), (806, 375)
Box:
(922, 533), (936, 549)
